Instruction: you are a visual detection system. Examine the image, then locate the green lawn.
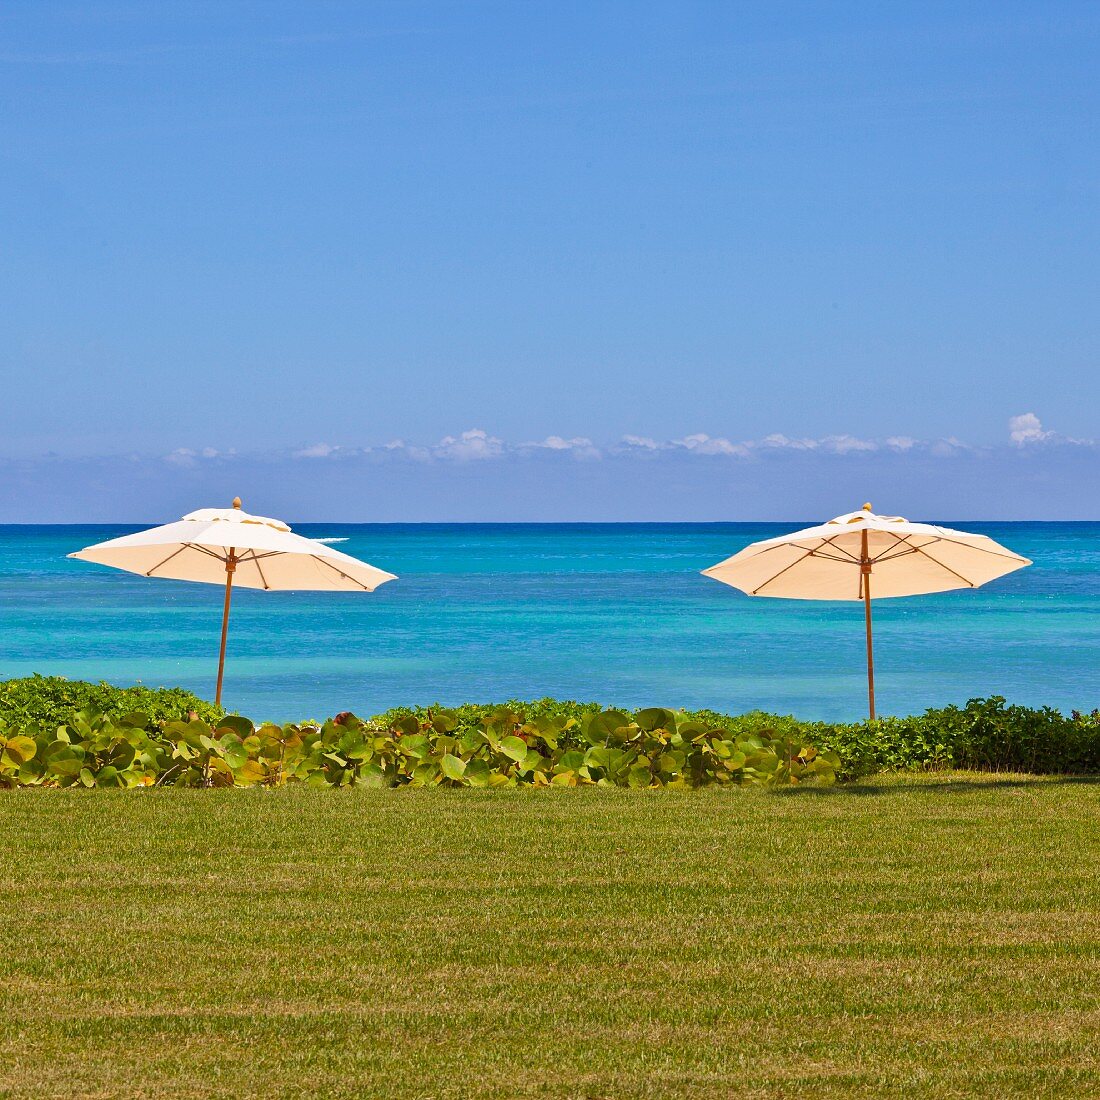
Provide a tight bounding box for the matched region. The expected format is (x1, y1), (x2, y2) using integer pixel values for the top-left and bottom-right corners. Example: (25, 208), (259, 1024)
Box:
(2, 775), (1098, 1099)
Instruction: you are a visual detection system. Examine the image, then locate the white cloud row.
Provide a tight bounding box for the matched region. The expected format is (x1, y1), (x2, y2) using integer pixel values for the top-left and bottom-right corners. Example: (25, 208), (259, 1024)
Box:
(165, 446), (235, 468)
(165, 414), (1091, 466)
(291, 428), (600, 463)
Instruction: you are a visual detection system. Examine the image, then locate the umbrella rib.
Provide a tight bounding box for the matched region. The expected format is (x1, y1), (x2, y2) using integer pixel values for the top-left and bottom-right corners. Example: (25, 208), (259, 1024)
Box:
(751, 534), (863, 594)
(871, 547), (920, 565)
(310, 554), (371, 591)
(870, 533), (914, 563)
(240, 549), (272, 590)
(722, 541), (808, 567)
(927, 535), (1029, 563)
(819, 534), (863, 563)
(145, 544), (194, 577)
(904, 540), (977, 587)
(190, 544), (228, 562)
(751, 546), (820, 595)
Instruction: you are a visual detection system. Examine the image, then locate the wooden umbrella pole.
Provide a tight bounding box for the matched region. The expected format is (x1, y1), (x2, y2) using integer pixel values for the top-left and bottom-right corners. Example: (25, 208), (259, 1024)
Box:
(861, 527), (876, 721)
(214, 548), (236, 707)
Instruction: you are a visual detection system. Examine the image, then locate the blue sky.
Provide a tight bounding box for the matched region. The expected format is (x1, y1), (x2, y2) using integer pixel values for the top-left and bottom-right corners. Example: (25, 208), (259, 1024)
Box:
(2, 2), (1098, 520)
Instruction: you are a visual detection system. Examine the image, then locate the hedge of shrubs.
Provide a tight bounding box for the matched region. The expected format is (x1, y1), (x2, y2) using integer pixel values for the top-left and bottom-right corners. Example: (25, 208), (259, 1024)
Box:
(808, 697), (1100, 777)
(380, 696), (1100, 779)
(0, 675), (221, 728)
(0, 678), (1096, 790)
(0, 702), (838, 790)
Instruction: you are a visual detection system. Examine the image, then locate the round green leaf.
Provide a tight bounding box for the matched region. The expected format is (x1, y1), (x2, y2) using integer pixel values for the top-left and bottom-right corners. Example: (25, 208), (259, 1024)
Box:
(500, 736), (527, 762)
(463, 758), (491, 787)
(440, 754), (466, 781)
(2, 736), (37, 766)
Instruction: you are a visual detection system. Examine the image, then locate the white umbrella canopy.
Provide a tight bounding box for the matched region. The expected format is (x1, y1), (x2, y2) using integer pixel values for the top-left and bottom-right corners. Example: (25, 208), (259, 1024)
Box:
(70, 503), (396, 592)
(703, 506), (1030, 600)
(70, 498), (397, 704)
(703, 504), (1031, 718)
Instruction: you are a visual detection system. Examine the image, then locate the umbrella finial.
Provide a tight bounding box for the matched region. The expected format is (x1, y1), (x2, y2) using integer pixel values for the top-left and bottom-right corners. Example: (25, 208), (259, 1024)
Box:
(232, 496), (242, 509)
(863, 502), (873, 512)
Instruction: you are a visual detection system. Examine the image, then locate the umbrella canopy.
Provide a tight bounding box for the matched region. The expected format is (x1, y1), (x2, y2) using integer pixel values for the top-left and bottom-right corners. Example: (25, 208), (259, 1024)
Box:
(70, 498), (396, 704)
(702, 504), (1030, 717)
(70, 502), (396, 592)
(703, 506), (1029, 600)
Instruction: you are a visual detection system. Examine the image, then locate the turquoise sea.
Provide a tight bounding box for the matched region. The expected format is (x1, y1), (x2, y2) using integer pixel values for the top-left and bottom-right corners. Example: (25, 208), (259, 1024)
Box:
(1, 523), (1097, 722)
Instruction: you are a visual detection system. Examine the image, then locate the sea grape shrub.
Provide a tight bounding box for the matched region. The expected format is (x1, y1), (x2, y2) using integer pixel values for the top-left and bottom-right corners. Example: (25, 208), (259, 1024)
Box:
(379, 698), (1100, 780)
(0, 710), (167, 789)
(0, 706), (839, 790)
(0, 675), (221, 729)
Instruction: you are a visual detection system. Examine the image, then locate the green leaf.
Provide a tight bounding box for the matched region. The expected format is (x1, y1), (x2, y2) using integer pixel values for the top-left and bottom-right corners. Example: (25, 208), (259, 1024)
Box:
(398, 734), (429, 759)
(555, 750), (585, 773)
(18, 759), (45, 783)
(48, 755), (83, 777)
(357, 761), (388, 788)
(108, 741), (137, 770)
(219, 739), (249, 770)
(463, 758), (491, 787)
(216, 715), (254, 738)
(236, 759), (266, 784)
(582, 710), (634, 744)
(117, 710), (153, 729)
(584, 745), (635, 779)
(440, 754), (466, 781)
(411, 761), (440, 786)
(723, 751), (747, 771)
(510, 748), (542, 774)
(1, 735), (37, 766)
(635, 708), (676, 733)
(500, 736), (528, 762)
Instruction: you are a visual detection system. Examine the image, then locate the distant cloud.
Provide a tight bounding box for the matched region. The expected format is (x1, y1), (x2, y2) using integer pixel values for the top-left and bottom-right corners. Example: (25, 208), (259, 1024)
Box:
(757, 434), (818, 451)
(1009, 412), (1052, 446)
(616, 431), (874, 457)
(674, 433), (749, 456)
(929, 437), (970, 458)
(164, 446), (228, 467)
(143, 417), (1096, 472)
(382, 439), (431, 461)
(522, 435), (602, 459)
(885, 436), (916, 452)
(818, 434), (877, 455)
(619, 434), (661, 451)
(616, 433), (748, 456)
(433, 428), (503, 461)
(293, 442), (338, 459)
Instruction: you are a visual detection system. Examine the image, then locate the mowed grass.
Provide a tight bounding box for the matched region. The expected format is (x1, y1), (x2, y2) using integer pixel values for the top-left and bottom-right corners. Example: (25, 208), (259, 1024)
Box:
(2, 775), (1098, 1099)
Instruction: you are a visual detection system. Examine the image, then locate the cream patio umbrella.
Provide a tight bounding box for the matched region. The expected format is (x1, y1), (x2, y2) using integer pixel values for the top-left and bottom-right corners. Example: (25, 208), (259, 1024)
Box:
(702, 504), (1030, 719)
(69, 498), (397, 705)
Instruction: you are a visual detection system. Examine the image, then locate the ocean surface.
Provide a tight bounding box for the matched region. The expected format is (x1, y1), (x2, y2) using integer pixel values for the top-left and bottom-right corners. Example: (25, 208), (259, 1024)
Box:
(1, 523), (1097, 723)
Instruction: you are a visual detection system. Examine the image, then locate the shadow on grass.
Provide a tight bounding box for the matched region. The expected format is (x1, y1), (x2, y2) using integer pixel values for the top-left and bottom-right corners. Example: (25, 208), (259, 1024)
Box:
(779, 775), (1100, 797)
